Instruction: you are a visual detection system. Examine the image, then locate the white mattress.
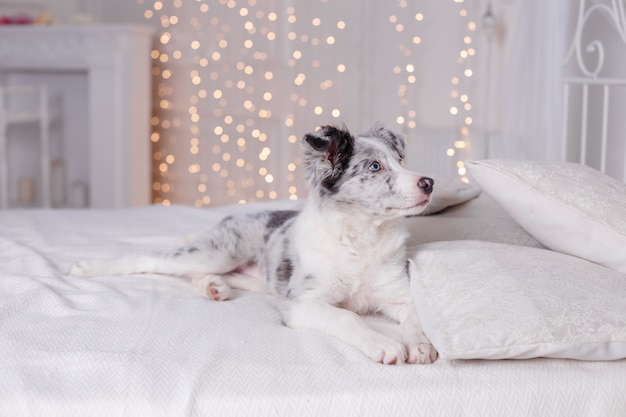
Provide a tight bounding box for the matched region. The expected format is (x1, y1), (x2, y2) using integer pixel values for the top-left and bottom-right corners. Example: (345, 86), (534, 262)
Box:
(1, 197), (625, 417)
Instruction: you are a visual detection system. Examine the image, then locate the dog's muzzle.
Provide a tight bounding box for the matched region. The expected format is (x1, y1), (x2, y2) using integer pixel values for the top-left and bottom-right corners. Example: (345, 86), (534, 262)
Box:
(417, 177), (434, 195)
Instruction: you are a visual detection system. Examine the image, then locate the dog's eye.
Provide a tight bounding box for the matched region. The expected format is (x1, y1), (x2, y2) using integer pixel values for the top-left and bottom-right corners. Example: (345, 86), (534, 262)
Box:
(369, 161), (382, 172)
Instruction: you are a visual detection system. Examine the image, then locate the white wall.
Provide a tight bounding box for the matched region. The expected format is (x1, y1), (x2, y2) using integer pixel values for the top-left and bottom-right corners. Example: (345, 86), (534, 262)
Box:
(3, 0), (528, 206)
(18, 0), (506, 135)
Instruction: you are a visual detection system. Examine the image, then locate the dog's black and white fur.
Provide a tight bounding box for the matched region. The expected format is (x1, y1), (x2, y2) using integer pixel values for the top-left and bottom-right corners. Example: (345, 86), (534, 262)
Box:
(71, 123), (438, 365)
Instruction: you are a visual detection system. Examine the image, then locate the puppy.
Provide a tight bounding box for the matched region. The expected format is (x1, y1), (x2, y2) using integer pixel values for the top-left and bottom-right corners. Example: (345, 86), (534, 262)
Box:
(71, 123), (438, 365)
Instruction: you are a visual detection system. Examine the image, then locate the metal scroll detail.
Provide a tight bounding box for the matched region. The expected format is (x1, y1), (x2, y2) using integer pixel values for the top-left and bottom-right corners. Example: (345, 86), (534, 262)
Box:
(564, 0), (626, 78)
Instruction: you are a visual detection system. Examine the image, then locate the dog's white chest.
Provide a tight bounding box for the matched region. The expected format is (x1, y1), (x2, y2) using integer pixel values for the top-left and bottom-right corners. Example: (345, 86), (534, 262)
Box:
(294, 213), (407, 312)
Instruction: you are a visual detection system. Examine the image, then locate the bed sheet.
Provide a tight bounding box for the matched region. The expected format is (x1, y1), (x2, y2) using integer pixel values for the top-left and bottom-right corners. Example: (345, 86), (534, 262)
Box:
(1, 197), (625, 417)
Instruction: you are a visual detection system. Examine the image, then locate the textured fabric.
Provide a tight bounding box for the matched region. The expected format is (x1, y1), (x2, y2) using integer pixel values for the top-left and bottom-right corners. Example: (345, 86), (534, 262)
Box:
(467, 159), (626, 273)
(410, 240), (626, 360)
(406, 193), (542, 248)
(1, 201), (625, 417)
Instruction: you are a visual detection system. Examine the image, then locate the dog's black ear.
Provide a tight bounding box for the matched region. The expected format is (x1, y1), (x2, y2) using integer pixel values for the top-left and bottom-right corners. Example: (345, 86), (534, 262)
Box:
(304, 131), (331, 152)
(303, 125), (353, 164)
(302, 125), (354, 192)
(360, 122), (406, 160)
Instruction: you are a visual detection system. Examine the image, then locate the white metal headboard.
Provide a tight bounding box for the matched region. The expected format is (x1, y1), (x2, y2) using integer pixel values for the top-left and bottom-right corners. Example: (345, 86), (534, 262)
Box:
(562, 0), (626, 182)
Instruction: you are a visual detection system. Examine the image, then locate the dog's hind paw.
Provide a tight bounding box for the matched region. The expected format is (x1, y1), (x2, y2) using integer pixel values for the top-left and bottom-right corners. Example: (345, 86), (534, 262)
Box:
(407, 341), (438, 364)
(194, 274), (232, 301)
(363, 337), (407, 365)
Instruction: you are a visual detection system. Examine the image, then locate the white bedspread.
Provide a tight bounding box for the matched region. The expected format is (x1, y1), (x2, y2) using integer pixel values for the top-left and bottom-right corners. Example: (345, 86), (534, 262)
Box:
(1, 198), (625, 417)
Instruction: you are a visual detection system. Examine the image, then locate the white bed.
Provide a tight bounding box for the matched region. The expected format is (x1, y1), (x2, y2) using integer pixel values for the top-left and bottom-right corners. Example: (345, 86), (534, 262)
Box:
(1, 175), (625, 416)
(3, 1), (626, 415)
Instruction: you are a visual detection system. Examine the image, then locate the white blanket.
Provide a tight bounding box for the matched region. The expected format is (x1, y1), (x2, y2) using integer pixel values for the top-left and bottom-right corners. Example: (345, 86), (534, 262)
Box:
(1, 199), (625, 417)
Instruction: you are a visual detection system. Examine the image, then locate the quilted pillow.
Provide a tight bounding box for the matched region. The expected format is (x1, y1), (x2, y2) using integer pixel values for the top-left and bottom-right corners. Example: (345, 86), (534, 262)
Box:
(465, 159), (626, 274)
(410, 240), (626, 360)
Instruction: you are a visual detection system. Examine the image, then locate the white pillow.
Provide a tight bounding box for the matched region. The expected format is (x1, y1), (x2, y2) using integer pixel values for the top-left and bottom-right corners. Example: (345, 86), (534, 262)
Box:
(420, 175), (481, 215)
(466, 159), (626, 273)
(410, 240), (626, 360)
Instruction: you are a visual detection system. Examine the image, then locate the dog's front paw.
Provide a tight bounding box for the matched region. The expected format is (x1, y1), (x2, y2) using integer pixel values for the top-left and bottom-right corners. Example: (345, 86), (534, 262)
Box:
(193, 274), (232, 301)
(407, 341), (438, 364)
(362, 336), (407, 365)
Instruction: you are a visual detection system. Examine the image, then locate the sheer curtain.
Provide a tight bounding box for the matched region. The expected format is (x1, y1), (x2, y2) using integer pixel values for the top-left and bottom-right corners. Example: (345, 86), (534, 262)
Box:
(494, 0), (570, 161)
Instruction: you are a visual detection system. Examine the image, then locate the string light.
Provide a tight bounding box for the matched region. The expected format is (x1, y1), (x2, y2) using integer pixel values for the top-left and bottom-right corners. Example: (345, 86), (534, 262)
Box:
(448, 0), (475, 182)
(390, 0), (424, 132)
(141, 0), (425, 206)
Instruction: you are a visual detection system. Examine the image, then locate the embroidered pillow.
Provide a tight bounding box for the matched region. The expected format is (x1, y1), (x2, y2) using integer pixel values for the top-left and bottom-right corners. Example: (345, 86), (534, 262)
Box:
(465, 159), (626, 274)
(410, 241), (626, 360)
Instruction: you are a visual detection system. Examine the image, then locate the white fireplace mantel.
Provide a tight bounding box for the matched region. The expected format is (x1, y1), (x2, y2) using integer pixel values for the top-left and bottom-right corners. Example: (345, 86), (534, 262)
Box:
(0, 24), (154, 208)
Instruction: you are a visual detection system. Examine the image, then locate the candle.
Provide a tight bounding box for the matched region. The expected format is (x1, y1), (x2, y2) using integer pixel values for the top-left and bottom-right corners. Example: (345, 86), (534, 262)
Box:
(51, 159), (65, 207)
(18, 177), (35, 207)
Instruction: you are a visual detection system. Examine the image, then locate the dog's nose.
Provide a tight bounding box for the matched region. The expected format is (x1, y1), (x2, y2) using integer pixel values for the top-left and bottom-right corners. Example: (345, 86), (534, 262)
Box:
(417, 177), (434, 195)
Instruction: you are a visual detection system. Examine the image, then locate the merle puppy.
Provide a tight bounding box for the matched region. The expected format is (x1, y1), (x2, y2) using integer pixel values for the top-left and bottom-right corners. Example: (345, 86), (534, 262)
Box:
(71, 123), (438, 364)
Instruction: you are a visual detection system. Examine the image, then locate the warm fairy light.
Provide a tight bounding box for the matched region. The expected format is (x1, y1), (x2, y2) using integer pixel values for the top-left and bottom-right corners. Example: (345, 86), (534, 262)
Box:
(387, 2), (424, 131)
(447, 0), (476, 181)
(143, 0), (426, 206)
